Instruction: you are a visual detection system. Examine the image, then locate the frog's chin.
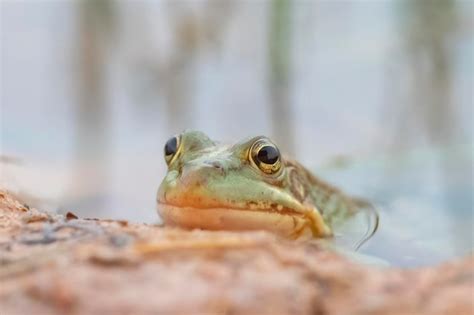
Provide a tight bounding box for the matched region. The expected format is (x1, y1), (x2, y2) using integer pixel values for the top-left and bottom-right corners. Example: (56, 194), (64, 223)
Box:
(157, 203), (315, 240)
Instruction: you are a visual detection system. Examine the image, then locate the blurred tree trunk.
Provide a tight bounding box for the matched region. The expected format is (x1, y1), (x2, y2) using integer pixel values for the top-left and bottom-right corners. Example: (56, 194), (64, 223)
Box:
(406, 0), (458, 145)
(396, 0), (468, 252)
(160, 10), (199, 132)
(69, 0), (116, 212)
(268, 0), (294, 154)
(153, 1), (234, 132)
(393, 0), (459, 147)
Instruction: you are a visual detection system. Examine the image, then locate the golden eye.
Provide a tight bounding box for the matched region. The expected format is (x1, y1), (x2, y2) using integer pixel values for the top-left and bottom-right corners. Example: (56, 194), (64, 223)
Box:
(164, 135), (181, 165)
(249, 139), (282, 174)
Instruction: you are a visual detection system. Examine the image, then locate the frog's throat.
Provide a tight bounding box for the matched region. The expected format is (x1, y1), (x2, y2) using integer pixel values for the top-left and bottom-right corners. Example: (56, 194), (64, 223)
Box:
(157, 203), (331, 239)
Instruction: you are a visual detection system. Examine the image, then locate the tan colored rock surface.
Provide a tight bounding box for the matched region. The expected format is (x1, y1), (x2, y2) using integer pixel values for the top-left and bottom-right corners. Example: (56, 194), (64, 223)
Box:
(0, 189), (472, 315)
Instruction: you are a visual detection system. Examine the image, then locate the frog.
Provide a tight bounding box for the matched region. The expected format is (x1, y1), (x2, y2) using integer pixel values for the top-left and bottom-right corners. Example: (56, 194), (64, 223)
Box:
(157, 130), (378, 247)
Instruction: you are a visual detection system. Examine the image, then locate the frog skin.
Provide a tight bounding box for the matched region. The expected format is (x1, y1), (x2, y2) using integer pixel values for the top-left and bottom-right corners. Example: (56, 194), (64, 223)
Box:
(157, 130), (378, 241)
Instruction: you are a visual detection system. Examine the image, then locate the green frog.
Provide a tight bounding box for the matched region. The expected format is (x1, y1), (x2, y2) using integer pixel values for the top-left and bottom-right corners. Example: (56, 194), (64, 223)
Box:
(157, 131), (378, 247)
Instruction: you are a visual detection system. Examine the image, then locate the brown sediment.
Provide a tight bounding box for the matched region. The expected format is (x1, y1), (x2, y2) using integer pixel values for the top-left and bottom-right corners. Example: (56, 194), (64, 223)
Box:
(0, 189), (472, 315)
(66, 212), (78, 220)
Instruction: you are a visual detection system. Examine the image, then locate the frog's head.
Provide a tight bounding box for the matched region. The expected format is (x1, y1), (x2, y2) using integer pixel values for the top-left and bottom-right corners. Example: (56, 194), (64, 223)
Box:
(157, 130), (330, 239)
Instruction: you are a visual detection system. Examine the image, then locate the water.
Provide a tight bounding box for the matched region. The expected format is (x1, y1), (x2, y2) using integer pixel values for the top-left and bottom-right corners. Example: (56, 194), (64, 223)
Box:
(318, 144), (473, 267)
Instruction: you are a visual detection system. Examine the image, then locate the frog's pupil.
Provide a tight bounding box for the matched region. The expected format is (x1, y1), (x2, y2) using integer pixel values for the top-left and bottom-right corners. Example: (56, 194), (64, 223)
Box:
(257, 145), (279, 164)
(165, 137), (177, 156)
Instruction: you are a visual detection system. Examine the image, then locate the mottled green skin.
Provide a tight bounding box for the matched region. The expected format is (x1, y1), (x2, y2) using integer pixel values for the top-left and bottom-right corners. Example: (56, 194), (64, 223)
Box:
(158, 131), (376, 239)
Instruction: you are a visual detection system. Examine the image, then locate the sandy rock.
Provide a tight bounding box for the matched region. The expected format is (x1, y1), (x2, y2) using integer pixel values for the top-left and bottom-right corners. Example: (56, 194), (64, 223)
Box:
(0, 189), (472, 315)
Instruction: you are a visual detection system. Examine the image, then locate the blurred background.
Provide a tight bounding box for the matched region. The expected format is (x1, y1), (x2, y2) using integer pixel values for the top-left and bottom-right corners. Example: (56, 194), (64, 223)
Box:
(1, 0), (472, 266)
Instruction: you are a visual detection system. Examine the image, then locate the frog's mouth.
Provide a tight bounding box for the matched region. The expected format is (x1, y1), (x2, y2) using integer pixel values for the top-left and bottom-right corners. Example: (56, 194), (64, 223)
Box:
(157, 202), (317, 239)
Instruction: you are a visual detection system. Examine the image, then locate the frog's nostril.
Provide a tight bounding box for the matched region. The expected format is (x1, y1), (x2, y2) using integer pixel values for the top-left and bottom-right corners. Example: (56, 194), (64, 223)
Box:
(211, 161), (223, 169)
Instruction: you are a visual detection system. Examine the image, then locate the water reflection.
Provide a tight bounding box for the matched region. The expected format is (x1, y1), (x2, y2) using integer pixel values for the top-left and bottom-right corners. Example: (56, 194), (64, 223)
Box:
(268, 0), (294, 153)
(383, 0), (472, 263)
(71, 0), (116, 211)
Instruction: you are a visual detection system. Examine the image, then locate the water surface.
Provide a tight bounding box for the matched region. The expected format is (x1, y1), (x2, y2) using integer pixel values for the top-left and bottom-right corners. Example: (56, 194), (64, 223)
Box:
(318, 144), (473, 267)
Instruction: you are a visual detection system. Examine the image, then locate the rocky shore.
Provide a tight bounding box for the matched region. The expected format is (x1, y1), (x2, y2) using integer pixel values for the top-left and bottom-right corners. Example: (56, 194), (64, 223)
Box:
(0, 189), (472, 315)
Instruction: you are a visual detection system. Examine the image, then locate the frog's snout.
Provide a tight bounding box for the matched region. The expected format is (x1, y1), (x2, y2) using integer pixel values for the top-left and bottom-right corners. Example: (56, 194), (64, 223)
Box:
(209, 160), (224, 170)
(179, 162), (224, 188)
(158, 162), (226, 204)
(164, 161), (222, 183)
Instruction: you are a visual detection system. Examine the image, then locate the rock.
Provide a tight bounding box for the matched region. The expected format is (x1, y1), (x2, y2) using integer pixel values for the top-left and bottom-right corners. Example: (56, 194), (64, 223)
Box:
(0, 189), (472, 315)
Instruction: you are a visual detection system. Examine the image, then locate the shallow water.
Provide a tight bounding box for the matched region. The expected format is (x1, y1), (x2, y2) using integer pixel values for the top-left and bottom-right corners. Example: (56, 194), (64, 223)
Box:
(318, 144), (473, 267)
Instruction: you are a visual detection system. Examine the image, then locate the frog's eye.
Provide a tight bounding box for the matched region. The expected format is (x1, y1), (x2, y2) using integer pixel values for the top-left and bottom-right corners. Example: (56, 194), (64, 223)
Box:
(164, 135), (181, 165)
(249, 139), (282, 174)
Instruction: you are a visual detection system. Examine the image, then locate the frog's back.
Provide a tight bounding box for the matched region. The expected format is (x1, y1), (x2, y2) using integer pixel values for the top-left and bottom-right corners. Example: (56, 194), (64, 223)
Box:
(284, 158), (379, 248)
